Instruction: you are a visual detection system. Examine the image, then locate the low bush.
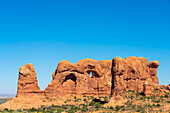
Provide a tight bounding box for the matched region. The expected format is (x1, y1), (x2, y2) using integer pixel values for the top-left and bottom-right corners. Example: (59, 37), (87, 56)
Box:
(110, 106), (114, 109)
(164, 94), (169, 98)
(81, 105), (88, 112)
(157, 104), (161, 107)
(4, 108), (8, 111)
(115, 105), (121, 111)
(95, 102), (102, 108)
(68, 109), (75, 113)
(89, 101), (95, 106)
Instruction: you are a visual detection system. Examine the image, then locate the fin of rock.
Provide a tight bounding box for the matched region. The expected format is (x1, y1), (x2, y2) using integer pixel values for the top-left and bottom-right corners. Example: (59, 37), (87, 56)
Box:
(17, 63), (42, 97)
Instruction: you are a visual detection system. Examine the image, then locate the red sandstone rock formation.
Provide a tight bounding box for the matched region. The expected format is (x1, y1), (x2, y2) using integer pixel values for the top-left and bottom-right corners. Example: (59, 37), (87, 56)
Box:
(16, 57), (160, 98)
(143, 82), (154, 96)
(160, 84), (170, 90)
(17, 63), (42, 97)
(0, 56), (163, 110)
(111, 56), (159, 98)
(44, 59), (112, 97)
(148, 61), (159, 86)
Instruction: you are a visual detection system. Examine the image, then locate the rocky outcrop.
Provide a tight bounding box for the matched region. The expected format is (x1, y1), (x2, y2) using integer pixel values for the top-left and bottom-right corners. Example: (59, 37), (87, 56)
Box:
(111, 56), (159, 98)
(17, 57), (160, 98)
(44, 59), (112, 97)
(143, 83), (154, 96)
(160, 84), (170, 91)
(17, 63), (42, 97)
(148, 61), (159, 86)
(0, 56), (162, 110)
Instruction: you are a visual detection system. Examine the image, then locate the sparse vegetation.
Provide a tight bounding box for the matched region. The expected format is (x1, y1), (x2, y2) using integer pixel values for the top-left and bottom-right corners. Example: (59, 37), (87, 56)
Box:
(0, 91), (169, 113)
(0, 98), (12, 105)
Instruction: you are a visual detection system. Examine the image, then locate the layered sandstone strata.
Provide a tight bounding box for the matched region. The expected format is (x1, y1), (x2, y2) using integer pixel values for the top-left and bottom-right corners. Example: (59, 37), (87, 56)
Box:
(44, 59), (112, 97)
(16, 57), (160, 99)
(17, 63), (42, 97)
(0, 56), (162, 110)
(111, 56), (159, 98)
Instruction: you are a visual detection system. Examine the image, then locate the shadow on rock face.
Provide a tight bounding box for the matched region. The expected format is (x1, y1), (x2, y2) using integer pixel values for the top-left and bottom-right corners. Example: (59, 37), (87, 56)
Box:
(92, 98), (108, 105)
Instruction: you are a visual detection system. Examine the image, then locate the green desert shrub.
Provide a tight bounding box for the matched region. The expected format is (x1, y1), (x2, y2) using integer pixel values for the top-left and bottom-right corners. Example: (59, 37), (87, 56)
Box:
(4, 108), (9, 111)
(140, 96), (144, 100)
(56, 109), (62, 113)
(151, 95), (156, 100)
(130, 95), (134, 99)
(147, 97), (150, 99)
(104, 96), (108, 101)
(154, 99), (161, 103)
(137, 105), (143, 112)
(128, 90), (135, 93)
(62, 105), (68, 109)
(70, 105), (79, 111)
(95, 102), (102, 108)
(30, 107), (37, 111)
(132, 104), (136, 109)
(120, 105), (125, 111)
(81, 105), (88, 112)
(68, 109), (75, 113)
(74, 96), (77, 99)
(90, 96), (94, 99)
(89, 101), (95, 106)
(110, 106), (114, 109)
(148, 104), (152, 108)
(157, 104), (161, 107)
(164, 94), (169, 98)
(167, 101), (170, 103)
(136, 92), (140, 97)
(115, 105), (121, 111)
(136, 108), (142, 112)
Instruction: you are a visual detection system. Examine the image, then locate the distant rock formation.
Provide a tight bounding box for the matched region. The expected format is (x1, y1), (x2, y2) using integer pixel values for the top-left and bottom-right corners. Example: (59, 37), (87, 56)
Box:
(17, 57), (161, 98)
(1, 56), (168, 110)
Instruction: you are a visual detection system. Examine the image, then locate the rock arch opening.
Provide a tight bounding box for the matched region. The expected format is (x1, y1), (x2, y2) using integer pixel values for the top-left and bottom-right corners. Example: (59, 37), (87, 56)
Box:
(87, 70), (100, 78)
(62, 73), (77, 84)
(89, 72), (92, 77)
(61, 73), (77, 94)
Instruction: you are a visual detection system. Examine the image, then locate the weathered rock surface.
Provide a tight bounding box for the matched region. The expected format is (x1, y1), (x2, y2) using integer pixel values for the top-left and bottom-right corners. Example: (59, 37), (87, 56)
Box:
(0, 56), (163, 110)
(160, 84), (170, 91)
(17, 63), (42, 97)
(143, 82), (154, 96)
(44, 59), (112, 97)
(148, 61), (159, 86)
(111, 56), (159, 98)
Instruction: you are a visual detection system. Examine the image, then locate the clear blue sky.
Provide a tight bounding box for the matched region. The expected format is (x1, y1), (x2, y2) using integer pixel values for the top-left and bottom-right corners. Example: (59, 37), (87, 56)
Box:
(0, 0), (170, 94)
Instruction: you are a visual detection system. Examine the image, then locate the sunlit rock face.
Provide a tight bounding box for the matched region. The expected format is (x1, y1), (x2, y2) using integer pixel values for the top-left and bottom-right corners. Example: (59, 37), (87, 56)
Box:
(111, 56), (159, 98)
(17, 63), (43, 97)
(16, 56), (159, 99)
(44, 59), (112, 97)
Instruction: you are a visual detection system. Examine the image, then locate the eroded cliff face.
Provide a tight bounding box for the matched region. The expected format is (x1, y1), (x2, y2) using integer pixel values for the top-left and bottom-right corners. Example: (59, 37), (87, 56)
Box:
(111, 56), (159, 99)
(0, 56), (165, 110)
(44, 59), (112, 97)
(16, 56), (160, 99)
(17, 63), (42, 97)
